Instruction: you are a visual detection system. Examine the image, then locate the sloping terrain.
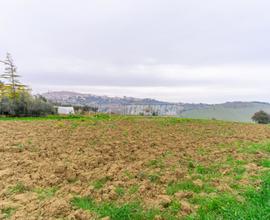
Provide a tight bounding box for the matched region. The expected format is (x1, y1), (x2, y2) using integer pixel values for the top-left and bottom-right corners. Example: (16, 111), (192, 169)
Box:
(43, 91), (270, 122)
(180, 102), (270, 122)
(0, 116), (269, 219)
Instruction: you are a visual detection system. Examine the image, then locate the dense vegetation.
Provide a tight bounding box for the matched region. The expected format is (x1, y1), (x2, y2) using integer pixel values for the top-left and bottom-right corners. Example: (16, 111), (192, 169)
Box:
(0, 53), (55, 117)
(252, 110), (270, 124)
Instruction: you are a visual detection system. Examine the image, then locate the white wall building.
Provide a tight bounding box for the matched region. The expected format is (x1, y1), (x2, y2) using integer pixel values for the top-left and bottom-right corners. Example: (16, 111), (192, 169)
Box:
(57, 106), (75, 115)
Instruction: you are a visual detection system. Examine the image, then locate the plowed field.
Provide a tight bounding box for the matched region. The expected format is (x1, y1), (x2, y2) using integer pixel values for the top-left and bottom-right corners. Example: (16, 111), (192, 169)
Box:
(0, 116), (270, 219)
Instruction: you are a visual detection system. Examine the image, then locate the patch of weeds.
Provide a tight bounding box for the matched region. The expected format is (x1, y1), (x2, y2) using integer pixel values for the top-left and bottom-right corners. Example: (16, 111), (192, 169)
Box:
(234, 175), (243, 181)
(226, 155), (234, 164)
(71, 122), (79, 129)
(93, 113), (111, 121)
(71, 197), (160, 220)
(187, 171), (270, 220)
(123, 140), (129, 144)
(8, 182), (28, 194)
(115, 187), (125, 197)
(259, 159), (270, 168)
(233, 166), (246, 175)
(92, 177), (109, 190)
(1, 207), (16, 219)
(159, 117), (200, 126)
(240, 142), (270, 154)
(167, 180), (201, 195)
(196, 148), (207, 156)
(188, 161), (196, 170)
(107, 123), (116, 129)
(235, 159), (247, 165)
(229, 182), (242, 190)
(195, 165), (215, 175)
(123, 171), (134, 180)
(136, 171), (147, 180)
(122, 130), (129, 137)
(16, 143), (24, 152)
(56, 121), (65, 128)
(162, 150), (174, 158)
(201, 183), (217, 193)
(34, 187), (58, 200)
(128, 185), (139, 195)
(166, 199), (181, 215)
(148, 174), (161, 183)
(147, 158), (164, 169)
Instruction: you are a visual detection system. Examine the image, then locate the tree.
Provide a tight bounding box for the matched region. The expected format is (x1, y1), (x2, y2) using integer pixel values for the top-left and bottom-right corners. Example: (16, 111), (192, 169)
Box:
(0, 53), (55, 117)
(252, 110), (270, 124)
(0, 53), (27, 99)
(0, 80), (5, 97)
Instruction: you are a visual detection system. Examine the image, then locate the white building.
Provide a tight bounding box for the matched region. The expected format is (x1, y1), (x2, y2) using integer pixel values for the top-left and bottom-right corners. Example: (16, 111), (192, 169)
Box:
(57, 106), (75, 115)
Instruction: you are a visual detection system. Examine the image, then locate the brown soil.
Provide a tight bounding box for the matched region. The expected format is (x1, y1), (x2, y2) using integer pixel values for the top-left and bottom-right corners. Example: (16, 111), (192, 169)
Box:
(0, 118), (270, 219)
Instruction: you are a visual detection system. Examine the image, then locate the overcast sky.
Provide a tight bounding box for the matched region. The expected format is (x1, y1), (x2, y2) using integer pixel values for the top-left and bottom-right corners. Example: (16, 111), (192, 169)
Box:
(0, 0), (269, 103)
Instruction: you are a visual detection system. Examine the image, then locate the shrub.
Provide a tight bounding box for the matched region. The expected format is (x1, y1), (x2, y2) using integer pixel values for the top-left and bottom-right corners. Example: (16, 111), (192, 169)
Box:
(252, 110), (270, 124)
(0, 93), (55, 117)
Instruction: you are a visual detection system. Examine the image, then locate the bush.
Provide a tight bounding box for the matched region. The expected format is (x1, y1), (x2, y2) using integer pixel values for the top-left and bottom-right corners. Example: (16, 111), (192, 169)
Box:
(0, 93), (55, 117)
(252, 110), (270, 124)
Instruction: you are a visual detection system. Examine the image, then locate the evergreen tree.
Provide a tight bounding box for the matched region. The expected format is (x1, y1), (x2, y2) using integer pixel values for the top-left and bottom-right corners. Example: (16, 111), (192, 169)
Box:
(0, 53), (27, 98)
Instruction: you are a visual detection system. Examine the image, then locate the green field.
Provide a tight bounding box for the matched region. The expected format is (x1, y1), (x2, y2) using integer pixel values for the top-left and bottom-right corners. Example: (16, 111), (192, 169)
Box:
(180, 103), (270, 122)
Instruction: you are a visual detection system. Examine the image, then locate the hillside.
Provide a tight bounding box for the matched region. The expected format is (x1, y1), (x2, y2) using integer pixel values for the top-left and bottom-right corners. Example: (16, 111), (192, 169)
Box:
(43, 91), (270, 122)
(180, 102), (270, 122)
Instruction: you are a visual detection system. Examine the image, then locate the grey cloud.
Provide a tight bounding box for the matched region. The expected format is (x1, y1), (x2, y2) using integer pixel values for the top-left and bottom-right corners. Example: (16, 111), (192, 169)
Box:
(0, 0), (270, 102)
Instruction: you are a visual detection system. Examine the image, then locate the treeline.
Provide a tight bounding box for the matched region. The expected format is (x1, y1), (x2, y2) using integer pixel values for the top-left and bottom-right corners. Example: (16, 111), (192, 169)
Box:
(0, 53), (55, 116)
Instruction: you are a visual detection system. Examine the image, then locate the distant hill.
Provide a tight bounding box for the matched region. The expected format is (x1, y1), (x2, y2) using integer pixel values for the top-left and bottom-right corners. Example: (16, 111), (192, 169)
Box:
(180, 102), (270, 122)
(43, 91), (270, 122)
(43, 91), (168, 105)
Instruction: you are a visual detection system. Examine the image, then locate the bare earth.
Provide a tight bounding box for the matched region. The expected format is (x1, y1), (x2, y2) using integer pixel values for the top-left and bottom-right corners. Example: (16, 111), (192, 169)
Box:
(0, 117), (270, 219)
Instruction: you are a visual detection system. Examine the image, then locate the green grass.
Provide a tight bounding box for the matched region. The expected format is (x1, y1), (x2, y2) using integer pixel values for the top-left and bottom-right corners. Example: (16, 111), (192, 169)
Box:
(147, 158), (164, 169)
(128, 185), (139, 195)
(71, 197), (158, 220)
(167, 180), (202, 195)
(180, 103), (270, 122)
(167, 200), (181, 215)
(34, 187), (58, 200)
(1, 207), (16, 219)
(92, 177), (110, 190)
(115, 187), (125, 197)
(240, 142), (270, 154)
(0, 115), (84, 121)
(1, 208), (15, 219)
(0, 114), (114, 121)
(16, 143), (24, 152)
(159, 117), (211, 126)
(123, 171), (134, 180)
(167, 179), (217, 196)
(148, 173), (161, 183)
(186, 172), (270, 220)
(260, 159), (270, 168)
(195, 165), (215, 175)
(8, 182), (28, 194)
(71, 197), (181, 220)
